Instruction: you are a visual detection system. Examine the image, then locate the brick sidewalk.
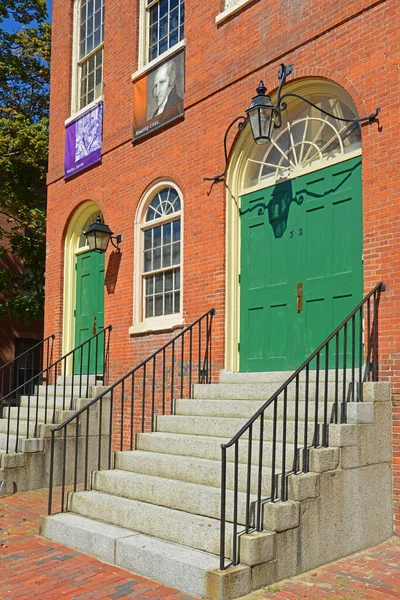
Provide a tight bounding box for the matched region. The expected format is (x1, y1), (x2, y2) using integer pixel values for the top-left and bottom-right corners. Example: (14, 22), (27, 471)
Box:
(0, 488), (399, 599)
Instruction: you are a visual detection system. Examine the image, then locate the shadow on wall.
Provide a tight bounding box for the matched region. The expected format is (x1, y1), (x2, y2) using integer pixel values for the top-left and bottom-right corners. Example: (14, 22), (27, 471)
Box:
(105, 251), (122, 295)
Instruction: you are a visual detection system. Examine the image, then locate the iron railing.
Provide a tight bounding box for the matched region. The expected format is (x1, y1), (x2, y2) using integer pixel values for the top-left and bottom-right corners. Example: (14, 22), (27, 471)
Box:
(0, 334), (55, 402)
(48, 308), (216, 515)
(0, 326), (112, 454)
(219, 282), (385, 569)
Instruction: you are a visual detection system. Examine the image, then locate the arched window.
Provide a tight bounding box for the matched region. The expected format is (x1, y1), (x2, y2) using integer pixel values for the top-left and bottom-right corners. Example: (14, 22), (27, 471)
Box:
(143, 187), (181, 318)
(132, 183), (183, 334)
(244, 83), (362, 190)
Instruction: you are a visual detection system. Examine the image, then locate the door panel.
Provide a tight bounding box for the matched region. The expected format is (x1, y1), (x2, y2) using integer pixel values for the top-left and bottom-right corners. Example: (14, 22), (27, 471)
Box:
(240, 157), (363, 372)
(74, 251), (105, 374)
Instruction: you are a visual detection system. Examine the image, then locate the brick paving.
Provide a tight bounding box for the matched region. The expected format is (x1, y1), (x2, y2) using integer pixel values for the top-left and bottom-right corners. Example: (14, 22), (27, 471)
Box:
(0, 488), (399, 600)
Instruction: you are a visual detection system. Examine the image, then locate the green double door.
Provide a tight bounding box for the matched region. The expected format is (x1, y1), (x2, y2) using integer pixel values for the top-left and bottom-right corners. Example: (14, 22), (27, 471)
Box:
(74, 251), (105, 374)
(240, 157), (363, 372)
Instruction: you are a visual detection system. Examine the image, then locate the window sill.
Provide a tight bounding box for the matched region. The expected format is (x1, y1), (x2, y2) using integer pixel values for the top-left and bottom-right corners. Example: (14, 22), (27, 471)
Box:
(129, 315), (185, 336)
(132, 39), (186, 83)
(65, 97), (104, 126)
(215, 0), (255, 24)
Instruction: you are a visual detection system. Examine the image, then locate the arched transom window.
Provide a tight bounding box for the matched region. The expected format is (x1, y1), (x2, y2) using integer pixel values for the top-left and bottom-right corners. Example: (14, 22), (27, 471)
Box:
(142, 187), (181, 318)
(244, 86), (362, 189)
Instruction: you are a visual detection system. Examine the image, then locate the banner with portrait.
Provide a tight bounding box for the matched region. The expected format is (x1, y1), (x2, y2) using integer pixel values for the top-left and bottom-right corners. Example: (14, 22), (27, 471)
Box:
(64, 102), (103, 178)
(132, 49), (185, 142)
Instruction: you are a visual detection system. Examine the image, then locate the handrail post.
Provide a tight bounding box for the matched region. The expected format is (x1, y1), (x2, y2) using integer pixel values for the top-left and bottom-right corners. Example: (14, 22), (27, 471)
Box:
(220, 445), (227, 571)
(48, 429), (55, 515)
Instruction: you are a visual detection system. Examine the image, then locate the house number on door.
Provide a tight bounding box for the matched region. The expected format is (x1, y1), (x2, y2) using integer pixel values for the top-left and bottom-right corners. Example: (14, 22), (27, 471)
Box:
(289, 228), (304, 238)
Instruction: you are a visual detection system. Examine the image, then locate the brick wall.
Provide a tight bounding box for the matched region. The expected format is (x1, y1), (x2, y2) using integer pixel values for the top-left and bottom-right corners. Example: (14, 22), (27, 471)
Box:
(46, 0), (400, 527)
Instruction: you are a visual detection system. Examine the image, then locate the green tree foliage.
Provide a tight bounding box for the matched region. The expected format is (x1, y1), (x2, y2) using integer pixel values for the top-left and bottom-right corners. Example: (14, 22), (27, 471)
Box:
(0, 0), (50, 321)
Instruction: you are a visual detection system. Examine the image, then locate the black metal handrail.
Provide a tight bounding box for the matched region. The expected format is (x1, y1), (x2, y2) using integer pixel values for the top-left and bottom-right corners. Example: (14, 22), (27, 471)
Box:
(47, 308), (216, 515)
(0, 326), (112, 454)
(219, 282), (385, 569)
(0, 334), (55, 401)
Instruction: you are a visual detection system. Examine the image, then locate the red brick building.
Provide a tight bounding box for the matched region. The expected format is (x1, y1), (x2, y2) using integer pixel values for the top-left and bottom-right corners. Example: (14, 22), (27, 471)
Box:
(46, 0), (400, 534)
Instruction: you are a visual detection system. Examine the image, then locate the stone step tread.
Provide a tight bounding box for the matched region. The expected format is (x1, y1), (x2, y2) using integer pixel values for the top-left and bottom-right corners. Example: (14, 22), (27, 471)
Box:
(34, 385), (91, 397)
(69, 489), (233, 556)
(40, 512), (220, 597)
(219, 369), (363, 384)
(156, 414), (319, 442)
(2, 407), (65, 422)
(93, 469), (253, 524)
(0, 419), (45, 436)
(175, 398), (336, 419)
(136, 431), (298, 467)
(115, 450), (278, 493)
(193, 382), (358, 401)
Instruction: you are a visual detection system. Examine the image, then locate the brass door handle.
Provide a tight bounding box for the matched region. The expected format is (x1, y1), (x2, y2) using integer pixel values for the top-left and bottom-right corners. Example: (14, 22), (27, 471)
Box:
(92, 316), (97, 335)
(297, 283), (303, 312)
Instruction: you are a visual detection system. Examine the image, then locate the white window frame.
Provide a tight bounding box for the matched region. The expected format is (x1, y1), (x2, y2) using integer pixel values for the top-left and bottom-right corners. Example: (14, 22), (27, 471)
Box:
(130, 180), (184, 335)
(71, 0), (105, 115)
(138, 0), (185, 70)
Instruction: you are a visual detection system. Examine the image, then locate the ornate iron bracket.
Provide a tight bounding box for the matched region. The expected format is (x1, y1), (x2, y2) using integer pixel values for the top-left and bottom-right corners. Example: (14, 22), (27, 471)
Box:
(203, 115), (247, 183)
(204, 62), (381, 185)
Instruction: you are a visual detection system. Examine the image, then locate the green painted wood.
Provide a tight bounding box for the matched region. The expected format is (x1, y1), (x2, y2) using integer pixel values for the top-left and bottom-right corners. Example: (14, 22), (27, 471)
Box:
(74, 251), (105, 375)
(239, 157), (363, 372)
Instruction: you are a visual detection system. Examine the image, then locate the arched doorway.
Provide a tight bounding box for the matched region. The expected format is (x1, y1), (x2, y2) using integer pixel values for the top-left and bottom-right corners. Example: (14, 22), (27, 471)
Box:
(63, 202), (104, 374)
(226, 80), (363, 372)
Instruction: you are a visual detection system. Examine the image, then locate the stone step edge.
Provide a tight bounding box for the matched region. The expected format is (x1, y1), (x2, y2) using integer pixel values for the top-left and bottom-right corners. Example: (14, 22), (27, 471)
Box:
(39, 512), (223, 598)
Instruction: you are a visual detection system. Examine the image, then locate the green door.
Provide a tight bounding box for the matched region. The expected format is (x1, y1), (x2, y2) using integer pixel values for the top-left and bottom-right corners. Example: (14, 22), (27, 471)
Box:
(240, 157), (363, 372)
(74, 251), (105, 374)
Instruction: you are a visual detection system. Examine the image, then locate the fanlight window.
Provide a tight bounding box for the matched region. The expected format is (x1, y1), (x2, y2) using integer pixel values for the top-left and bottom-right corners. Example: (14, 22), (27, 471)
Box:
(244, 95), (362, 189)
(78, 211), (101, 247)
(142, 187), (181, 319)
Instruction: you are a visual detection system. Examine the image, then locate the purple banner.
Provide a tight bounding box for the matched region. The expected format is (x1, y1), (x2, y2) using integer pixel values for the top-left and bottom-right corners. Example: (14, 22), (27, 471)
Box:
(64, 103), (103, 178)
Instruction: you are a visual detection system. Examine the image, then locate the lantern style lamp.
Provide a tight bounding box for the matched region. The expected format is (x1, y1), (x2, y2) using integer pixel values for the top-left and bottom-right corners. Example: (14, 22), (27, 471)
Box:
(245, 81), (276, 144)
(84, 216), (121, 254)
(204, 62), (380, 183)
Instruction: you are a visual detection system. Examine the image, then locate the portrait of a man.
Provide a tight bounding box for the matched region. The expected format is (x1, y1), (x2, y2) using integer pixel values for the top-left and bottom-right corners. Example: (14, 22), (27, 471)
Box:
(147, 56), (184, 123)
(132, 49), (185, 141)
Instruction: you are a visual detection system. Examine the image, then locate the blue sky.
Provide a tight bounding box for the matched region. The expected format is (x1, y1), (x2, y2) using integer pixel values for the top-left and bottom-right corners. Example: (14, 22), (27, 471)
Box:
(2, 1), (52, 32)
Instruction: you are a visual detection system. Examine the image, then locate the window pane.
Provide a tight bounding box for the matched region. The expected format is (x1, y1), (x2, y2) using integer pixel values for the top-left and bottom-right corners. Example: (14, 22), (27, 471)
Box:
(170, 7), (179, 31)
(155, 295), (163, 316)
(171, 0), (179, 9)
(159, 0), (168, 18)
(155, 273), (163, 294)
(145, 297), (154, 318)
(172, 219), (180, 241)
(175, 268), (180, 289)
(87, 16), (93, 36)
(144, 250), (152, 272)
(165, 271), (173, 292)
(144, 229), (152, 250)
(159, 37), (168, 55)
(174, 291), (180, 313)
(153, 225), (162, 247)
(94, 28), (101, 47)
(163, 222), (172, 244)
(165, 293), (173, 315)
(159, 15), (168, 41)
(170, 29), (178, 47)
(153, 247), (161, 270)
(172, 242), (180, 265)
(146, 276), (154, 295)
(162, 244), (171, 268)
